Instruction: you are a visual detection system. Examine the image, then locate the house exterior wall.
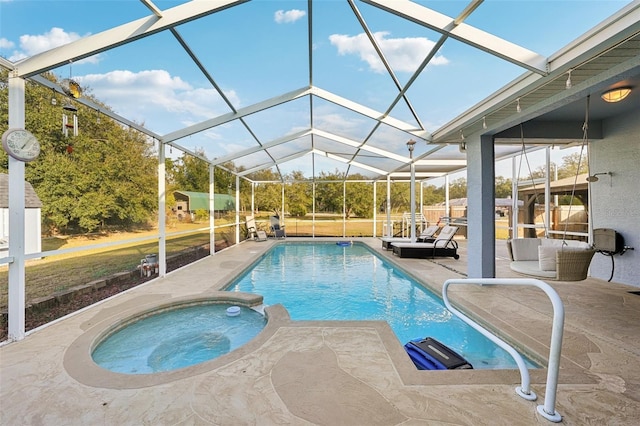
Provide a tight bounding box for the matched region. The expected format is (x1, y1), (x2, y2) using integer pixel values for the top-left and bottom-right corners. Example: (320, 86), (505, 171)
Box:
(588, 109), (639, 287)
(26, 208), (41, 254)
(0, 207), (42, 255)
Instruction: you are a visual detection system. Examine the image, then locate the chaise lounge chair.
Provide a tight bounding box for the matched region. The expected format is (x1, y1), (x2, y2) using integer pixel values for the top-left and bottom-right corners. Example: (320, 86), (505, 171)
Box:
(381, 225), (439, 250)
(270, 215), (286, 239)
(391, 225), (460, 259)
(246, 215), (267, 241)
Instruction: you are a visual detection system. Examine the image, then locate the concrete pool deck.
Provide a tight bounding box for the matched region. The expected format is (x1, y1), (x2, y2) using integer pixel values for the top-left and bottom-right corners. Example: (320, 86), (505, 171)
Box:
(1, 237), (639, 425)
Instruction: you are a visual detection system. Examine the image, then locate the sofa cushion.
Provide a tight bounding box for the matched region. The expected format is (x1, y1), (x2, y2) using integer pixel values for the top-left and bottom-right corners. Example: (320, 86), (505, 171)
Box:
(509, 261), (556, 279)
(510, 238), (541, 261)
(541, 239), (590, 249)
(538, 246), (557, 271)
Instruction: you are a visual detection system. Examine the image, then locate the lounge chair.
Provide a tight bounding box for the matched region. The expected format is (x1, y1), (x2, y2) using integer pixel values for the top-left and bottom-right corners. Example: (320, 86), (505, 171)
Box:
(416, 225), (441, 243)
(391, 225), (460, 259)
(381, 225), (439, 250)
(270, 215), (286, 239)
(246, 215), (267, 241)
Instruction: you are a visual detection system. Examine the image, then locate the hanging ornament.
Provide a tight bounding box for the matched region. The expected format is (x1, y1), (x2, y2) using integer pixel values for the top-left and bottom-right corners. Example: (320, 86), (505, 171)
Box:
(61, 78), (82, 99)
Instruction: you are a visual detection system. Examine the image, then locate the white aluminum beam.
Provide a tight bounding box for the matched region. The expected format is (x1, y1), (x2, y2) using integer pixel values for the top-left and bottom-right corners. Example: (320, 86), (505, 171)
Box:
(0, 56), (14, 71)
(311, 87), (431, 139)
(389, 172), (445, 179)
(415, 159), (467, 167)
(140, 0), (163, 18)
(345, 161), (387, 176)
(163, 86), (310, 142)
(312, 149), (387, 176)
(15, 0), (249, 78)
(210, 129), (312, 165)
(312, 129), (409, 163)
(238, 150), (311, 177)
(362, 0), (547, 75)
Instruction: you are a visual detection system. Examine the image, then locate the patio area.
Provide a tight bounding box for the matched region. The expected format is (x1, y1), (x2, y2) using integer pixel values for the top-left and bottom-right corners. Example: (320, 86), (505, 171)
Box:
(1, 237), (639, 425)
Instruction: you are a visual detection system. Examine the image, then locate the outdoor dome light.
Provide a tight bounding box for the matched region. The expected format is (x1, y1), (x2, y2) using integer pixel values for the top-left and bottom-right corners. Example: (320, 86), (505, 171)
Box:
(406, 139), (416, 158)
(601, 87), (631, 103)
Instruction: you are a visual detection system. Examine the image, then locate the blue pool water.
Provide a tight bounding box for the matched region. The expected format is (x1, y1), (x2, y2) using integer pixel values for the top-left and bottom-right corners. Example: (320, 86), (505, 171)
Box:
(227, 242), (535, 369)
(92, 304), (266, 374)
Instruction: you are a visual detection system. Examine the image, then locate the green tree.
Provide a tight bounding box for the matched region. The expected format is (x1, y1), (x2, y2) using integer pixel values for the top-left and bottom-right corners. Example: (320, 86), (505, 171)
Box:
(557, 152), (589, 179)
(495, 176), (512, 198)
(315, 170), (344, 214)
(345, 175), (373, 218)
(449, 178), (467, 200)
(172, 149), (210, 192)
(285, 171), (311, 217)
(249, 168), (282, 214)
(1, 70), (158, 233)
(421, 183), (445, 206)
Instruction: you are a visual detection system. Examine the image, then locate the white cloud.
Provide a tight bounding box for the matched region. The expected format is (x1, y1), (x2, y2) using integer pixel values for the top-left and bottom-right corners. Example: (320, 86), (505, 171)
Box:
(19, 27), (81, 55)
(6, 27), (100, 63)
(274, 9), (306, 24)
(0, 38), (14, 49)
(75, 69), (240, 133)
(329, 31), (449, 73)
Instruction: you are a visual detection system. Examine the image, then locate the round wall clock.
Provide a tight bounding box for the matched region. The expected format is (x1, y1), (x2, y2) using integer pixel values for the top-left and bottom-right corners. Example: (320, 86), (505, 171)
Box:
(2, 128), (41, 162)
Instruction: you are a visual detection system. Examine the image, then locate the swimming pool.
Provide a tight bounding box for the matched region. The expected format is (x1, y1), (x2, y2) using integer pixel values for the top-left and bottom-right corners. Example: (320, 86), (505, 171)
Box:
(226, 242), (535, 369)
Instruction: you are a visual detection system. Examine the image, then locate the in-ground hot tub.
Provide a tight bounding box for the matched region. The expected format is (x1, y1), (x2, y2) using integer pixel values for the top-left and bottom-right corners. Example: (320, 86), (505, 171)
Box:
(64, 292), (289, 389)
(92, 303), (266, 374)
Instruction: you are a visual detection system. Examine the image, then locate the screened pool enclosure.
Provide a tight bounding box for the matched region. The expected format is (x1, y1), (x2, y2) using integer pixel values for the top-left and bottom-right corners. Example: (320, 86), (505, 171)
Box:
(2, 0), (639, 340)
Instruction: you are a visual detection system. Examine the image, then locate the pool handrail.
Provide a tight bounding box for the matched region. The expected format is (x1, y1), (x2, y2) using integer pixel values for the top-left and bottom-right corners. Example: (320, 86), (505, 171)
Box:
(442, 278), (564, 423)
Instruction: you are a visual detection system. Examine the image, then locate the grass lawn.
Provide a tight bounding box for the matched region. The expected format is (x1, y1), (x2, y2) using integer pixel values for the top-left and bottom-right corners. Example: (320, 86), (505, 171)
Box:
(0, 223), (215, 310)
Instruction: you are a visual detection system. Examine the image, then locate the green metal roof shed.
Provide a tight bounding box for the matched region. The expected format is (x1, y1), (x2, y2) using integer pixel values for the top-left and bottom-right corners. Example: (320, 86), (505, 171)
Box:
(173, 191), (235, 212)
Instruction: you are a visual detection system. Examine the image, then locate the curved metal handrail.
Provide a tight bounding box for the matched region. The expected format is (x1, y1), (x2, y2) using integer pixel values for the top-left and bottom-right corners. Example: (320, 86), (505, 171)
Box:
(442, 277), (564, 423)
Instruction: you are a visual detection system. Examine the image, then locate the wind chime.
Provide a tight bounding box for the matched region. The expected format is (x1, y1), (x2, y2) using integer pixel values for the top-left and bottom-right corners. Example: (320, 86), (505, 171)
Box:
(61, 79), (81, 139)
(60, 63), (82, 150)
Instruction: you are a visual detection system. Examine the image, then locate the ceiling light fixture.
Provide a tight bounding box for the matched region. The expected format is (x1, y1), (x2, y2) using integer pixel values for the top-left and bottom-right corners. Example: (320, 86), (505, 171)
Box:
(565, 70), (572, 89)
(601, 87), (632, 103)
(516, 98), (521, 113)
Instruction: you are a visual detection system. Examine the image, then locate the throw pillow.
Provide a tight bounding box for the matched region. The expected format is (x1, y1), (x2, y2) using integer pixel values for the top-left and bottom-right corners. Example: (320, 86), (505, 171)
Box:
(538, 246), (557, 271)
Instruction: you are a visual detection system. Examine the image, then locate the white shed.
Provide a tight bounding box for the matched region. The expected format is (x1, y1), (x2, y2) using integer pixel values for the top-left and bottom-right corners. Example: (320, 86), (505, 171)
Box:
(0, 174), (42, 255)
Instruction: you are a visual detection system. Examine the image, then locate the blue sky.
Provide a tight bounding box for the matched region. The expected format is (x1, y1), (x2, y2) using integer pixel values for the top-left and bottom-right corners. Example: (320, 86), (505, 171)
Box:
(0, 0), (633, 181)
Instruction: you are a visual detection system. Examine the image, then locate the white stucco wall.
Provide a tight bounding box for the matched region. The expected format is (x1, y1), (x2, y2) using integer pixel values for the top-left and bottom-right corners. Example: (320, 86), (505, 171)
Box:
(588, 109), (640, 287)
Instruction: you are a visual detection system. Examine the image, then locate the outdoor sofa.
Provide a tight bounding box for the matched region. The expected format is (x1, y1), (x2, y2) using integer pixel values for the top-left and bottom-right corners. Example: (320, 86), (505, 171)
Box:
(507, 237), (596, 281)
